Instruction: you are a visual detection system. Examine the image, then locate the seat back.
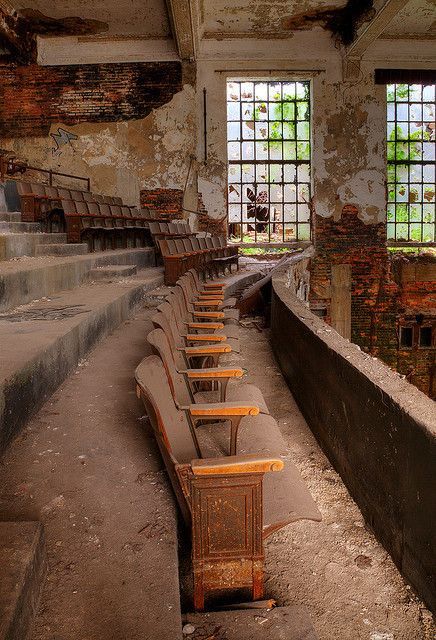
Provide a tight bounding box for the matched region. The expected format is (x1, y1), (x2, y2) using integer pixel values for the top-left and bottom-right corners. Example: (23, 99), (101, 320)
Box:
(44, 186), (59, 199)
(113, 196), (123, 205)
(31, 183), (46, 196)
(111, 205), (122, 218)
(191, 237), (202, 252)
(141, 207), (153, 220)
(135, 355), (197, 525)
(82, 192), (93, 202)
(93, 194), (104, 203)
(58, 188), (71, 199)
(99, 203), (111, 218)
(121, 206), (132, 218)
(61, 199), (76, 215)
(135, 355), (198, 464)
(170, 286), (191, 319)
(75, 201), (88, 216)
(174, 239), (186, 255)
(87, 202), (100, 216)
(70, 190), (84, 201)
(17, 181), (32, 195)
(198, 237), (208, 251)
(149, 221), (159, 235)
(154, 303), (184, 351)
(166, 239), (179, 255)
(147, 328), (192, 407)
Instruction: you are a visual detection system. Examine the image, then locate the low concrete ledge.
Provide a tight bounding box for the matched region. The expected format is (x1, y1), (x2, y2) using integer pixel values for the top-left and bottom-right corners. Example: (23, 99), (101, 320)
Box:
(271, 274), (436, 613)
(0, 522), (47, 640)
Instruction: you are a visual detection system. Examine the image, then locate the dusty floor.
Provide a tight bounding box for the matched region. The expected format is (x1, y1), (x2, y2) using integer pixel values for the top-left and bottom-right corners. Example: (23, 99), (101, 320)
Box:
(0, 304), (434, 640)
(0, 308), (182, 640)
(233, 318), (435, 640)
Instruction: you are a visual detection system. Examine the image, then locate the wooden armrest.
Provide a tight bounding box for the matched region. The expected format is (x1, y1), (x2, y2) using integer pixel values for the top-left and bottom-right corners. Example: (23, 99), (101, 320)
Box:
(182, 367), (243, 379)
(186, 322), (225, 330)
(193, 300), (222, 307)
(204, 283), (225, 288)
(197, 293), (224, 300)
(189, 402), (259, 417)
(181, 345), (231, 355)
(193, 312), (225, 319)
(191, 454), (284, 475)
(186, 334), (227, 342)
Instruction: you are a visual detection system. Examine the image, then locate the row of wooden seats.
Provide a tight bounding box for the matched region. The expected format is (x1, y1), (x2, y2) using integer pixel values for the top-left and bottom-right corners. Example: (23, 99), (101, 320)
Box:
(17, 180), (124, 222)
(157, 235), (239, 285)
(16, 179), (164, 248)
(59, 199), (151, 251)
(135, 269), (321, 610)
(148, 221), (196, 238)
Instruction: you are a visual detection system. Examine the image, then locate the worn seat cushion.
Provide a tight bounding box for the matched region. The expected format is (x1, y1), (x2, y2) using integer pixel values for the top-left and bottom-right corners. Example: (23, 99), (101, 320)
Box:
(197, 414), (321, 535)
(194, 382), (269, 415)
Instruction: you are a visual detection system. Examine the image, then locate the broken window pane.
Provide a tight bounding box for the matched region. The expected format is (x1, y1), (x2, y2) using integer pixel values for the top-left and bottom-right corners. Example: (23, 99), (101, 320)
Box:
(227, 79), (311, 242)
(386, 83), (435, 243)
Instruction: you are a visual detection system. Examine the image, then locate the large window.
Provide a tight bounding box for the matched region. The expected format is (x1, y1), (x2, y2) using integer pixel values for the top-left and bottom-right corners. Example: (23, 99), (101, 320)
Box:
(227, 80), (311, 244)
(387, 83), (435, 243)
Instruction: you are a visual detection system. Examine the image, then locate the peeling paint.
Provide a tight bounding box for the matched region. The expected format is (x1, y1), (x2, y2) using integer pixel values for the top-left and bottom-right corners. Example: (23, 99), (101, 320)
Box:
(3, 84), (196, 207)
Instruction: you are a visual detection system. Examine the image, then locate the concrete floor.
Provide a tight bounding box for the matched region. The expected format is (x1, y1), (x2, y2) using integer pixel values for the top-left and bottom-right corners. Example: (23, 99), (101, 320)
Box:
(0, 307), (182, 640)
(0, 306), (434, 639)
(234, 319), (435, 640)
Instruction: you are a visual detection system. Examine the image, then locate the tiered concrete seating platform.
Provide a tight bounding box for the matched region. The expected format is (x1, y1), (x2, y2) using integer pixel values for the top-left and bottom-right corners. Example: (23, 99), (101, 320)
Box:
(0, 249), (163, 454)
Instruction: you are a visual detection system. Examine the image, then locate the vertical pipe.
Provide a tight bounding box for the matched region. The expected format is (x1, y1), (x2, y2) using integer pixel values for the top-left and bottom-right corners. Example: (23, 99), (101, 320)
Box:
(49, 169), (52, 186)
(203, 87), (207, 164)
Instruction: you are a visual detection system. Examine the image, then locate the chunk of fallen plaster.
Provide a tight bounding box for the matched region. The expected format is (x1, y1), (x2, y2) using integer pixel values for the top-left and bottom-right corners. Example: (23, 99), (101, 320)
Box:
(182, 623), (195, 635)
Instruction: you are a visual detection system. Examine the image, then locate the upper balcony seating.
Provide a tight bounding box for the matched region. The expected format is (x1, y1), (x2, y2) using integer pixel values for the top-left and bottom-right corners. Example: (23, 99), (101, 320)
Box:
(14, 180), (181, 250)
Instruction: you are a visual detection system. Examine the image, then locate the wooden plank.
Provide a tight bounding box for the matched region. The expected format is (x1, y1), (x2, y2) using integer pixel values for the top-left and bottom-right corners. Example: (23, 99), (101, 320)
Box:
(330, 264), (351, 340)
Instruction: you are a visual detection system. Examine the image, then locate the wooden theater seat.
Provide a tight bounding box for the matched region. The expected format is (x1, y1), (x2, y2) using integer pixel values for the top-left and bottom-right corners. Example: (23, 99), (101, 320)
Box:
(135, 355), (321, 610)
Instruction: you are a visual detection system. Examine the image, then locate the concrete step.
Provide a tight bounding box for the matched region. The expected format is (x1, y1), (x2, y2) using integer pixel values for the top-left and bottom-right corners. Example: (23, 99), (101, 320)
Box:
(0, 221), (40, 233)
(36, 233), (68, 245)
(0, 266), (164, 453)
(0, 233), (69, 261)
(89, 264), (137, 281)
(0, 247), (156, 312)
(35, 243), (89, 257)
(0, 211), (22, 222)
(0, 308), (182, 640)
(0, 522), (47, 640)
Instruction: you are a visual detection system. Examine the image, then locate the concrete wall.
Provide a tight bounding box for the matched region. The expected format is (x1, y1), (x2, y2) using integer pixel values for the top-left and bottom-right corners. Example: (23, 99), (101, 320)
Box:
(270, 272), (436, 613)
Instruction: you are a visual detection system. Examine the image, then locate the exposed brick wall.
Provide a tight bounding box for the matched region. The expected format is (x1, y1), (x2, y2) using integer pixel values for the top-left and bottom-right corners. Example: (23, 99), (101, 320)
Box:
(392, 255), (436, 397)
(140, 188), (184, 220)
(0, 61), (182, 137)
(196, 193), (226, 235)
(309, 206), (435, 397)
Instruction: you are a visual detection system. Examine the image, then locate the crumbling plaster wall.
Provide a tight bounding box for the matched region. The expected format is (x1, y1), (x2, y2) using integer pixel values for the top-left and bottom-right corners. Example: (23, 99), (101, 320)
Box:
(195, 32), (387, 225)
(3, 83), (196, 206)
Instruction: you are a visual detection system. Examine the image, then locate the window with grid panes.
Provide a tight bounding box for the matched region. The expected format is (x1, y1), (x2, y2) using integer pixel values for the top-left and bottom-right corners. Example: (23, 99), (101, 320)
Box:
(227, 80), (311, 243)
(387, 83), (435, 243)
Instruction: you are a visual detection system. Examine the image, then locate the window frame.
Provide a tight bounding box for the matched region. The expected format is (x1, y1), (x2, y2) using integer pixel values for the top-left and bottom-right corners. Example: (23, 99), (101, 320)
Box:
(386, 82), (435, 245)
(226, 78), (312, 244)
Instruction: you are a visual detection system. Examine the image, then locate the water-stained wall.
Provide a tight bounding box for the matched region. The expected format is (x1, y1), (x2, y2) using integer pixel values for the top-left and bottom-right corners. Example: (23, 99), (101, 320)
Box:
(1, 61), (196, 205)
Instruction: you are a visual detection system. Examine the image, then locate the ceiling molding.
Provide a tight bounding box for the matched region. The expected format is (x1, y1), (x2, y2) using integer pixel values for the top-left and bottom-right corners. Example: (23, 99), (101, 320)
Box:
(165, 0), (198, 61)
